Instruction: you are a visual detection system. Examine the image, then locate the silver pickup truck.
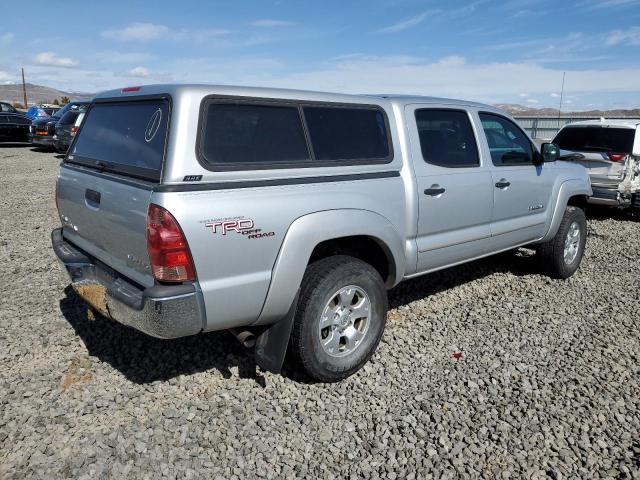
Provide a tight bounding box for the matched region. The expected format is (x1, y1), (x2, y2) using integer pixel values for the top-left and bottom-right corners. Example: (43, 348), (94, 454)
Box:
(52, 85), (592, 382)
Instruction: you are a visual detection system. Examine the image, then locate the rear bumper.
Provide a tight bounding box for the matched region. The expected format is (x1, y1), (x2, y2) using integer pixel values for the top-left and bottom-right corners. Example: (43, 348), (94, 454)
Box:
(588, 185), (632, 207)
(29, 134), (54, 147)
(52, 228), (205, 339)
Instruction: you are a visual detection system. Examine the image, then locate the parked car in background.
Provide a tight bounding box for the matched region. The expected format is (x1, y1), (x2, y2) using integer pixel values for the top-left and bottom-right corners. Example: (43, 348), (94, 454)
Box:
(52, 84), (591, 382)
(25, 105), (60, 121)
(553, 119), (640, 210)
(54, 106), (87, 152)
(0, 113), (31, 143)
(30, 102), (89, 149)
(0, 102), (19, 113)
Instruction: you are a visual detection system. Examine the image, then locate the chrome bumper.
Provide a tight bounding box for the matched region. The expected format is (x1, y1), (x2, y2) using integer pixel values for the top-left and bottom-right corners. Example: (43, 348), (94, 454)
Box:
(52, 228), (205, 339)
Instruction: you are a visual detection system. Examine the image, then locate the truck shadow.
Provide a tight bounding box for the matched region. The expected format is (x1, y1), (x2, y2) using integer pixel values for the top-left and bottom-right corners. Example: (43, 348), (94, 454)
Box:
(585, 205), (639, 223)
(387, 248), (537, 310)
(59, 286), (265, 386)
(59, 249), (540, 385)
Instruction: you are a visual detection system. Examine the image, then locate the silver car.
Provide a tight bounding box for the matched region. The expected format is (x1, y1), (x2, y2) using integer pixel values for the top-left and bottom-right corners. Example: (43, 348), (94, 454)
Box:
(554, 119), (640, 209)
(52, 84), (591, 381)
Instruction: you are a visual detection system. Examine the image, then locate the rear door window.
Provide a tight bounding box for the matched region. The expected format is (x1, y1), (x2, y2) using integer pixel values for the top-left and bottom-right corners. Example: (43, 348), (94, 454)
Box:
(302, 106), (390, 161)
(200, 103), (310, 166)
(69, 99), (169, 181)
(553, 126), (635, 154)
(415, 109), (479, 167)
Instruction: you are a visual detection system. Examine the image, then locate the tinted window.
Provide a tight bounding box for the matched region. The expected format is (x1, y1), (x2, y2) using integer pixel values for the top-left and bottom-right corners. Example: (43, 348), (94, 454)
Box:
(553, 126), (635, 154)
(480, 113), (533, 166)
(70, 99), (169, 181)
(415, 109), (479, 168)
(201, 103), (309, 166)
(303, 106), (389, 161)
(59, 111), (80, 126)
(11, 115), (30, 125)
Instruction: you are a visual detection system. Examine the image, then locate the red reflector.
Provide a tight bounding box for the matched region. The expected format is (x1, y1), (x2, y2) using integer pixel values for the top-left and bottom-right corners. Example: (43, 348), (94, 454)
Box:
(147, 204), (196, 283)
(121, 86), (141, 93)
(70, 126), (79, 136)
(607, 153), (627, 162)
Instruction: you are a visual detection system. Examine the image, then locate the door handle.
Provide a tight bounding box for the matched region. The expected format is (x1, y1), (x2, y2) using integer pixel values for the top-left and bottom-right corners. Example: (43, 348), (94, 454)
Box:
(85, 189), (101, 205)
(424, 185), (446, 196)
(495, 179), (511, 189)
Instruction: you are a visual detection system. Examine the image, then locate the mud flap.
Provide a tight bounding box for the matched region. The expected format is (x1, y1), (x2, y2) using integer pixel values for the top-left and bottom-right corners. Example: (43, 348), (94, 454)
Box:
(255, 290), (299, 374)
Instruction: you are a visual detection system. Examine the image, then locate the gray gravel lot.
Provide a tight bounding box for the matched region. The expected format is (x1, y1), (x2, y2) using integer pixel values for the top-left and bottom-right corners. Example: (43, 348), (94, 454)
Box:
(0, 146), (639, 479)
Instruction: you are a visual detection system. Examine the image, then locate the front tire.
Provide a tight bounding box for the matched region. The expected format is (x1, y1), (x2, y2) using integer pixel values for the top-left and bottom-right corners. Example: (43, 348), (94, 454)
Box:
(290, 255), (388, 382)
(538, 206), (587, 279)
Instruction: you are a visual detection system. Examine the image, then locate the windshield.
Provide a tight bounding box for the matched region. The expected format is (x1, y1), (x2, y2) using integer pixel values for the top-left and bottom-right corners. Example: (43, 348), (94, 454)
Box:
(554, 126), (635, 154)
(69, 99), (169, 181)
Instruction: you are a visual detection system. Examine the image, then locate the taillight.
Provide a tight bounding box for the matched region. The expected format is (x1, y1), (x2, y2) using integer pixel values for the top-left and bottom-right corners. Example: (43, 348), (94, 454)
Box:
(607, 153), (628, 163)
(70, 126), (79, 136)
(147, 204), (196, 283)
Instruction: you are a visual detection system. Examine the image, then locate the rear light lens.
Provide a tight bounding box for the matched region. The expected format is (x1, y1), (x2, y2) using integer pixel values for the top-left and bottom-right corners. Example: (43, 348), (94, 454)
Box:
(607, 153), (628, 162)
(121, 86), (141, 93)
(147, 204), (196, 283)
(70, 126), (79, 136)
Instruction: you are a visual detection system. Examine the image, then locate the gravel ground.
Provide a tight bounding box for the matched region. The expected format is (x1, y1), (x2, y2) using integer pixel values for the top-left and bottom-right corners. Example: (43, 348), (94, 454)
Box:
(1, 145), (639, 479)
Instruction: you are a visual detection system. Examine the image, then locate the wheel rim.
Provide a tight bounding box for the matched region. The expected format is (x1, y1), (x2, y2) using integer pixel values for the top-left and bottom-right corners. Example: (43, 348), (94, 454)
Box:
(563, 221), (581, 265)
(318, 285), (371, 358)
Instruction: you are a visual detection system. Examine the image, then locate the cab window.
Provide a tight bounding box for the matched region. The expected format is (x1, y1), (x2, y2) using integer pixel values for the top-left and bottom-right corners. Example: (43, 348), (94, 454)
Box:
(480, 113), (533, 166)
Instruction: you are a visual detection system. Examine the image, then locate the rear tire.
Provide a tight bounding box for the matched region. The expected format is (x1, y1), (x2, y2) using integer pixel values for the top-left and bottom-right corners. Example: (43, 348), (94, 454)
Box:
(538, 206), (587, 279)
(290, 255), (387, 382)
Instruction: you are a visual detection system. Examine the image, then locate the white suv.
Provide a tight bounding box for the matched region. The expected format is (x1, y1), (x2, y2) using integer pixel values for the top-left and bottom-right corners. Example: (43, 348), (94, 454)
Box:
(554, 119), (640, 209)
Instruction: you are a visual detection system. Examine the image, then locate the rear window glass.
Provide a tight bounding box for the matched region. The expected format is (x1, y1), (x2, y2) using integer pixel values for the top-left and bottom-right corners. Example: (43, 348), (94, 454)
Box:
(200, 103), (309, 166)
(415, 109), (479, 168)
(59, 111), (80, 126)
(303, 106), (390, 161)
(70, 99), (169, 181)
(554, 126), (635, 154)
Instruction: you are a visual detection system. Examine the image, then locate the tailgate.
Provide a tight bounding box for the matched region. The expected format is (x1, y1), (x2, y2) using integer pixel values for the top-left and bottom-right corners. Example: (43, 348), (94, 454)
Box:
(58, 166), (154, 287)
(57, 97), (170, 288)
(563, 151), (625, 186)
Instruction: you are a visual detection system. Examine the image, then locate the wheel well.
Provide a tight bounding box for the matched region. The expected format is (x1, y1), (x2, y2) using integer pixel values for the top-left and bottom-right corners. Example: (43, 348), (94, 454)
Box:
(568, 194), (588, 210)
(308, 236), (395, 286)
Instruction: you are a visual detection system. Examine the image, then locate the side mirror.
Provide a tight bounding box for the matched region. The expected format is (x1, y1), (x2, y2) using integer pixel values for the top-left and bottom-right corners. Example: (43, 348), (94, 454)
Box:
(541, 143), (560, 163)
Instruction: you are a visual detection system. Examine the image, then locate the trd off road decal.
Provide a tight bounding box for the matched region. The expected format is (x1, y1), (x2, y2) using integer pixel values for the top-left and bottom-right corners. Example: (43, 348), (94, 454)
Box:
(201, 216), (275, 240)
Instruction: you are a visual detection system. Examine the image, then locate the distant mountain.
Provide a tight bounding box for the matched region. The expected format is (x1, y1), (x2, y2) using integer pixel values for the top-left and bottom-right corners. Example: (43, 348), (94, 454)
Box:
(0, 83), (94, 105)
(496, 103), (640, 118)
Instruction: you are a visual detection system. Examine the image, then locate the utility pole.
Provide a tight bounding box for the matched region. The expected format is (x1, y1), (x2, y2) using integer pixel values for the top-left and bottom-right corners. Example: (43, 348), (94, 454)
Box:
(21, 68), (28, 108)
(557, 71), (565, 130)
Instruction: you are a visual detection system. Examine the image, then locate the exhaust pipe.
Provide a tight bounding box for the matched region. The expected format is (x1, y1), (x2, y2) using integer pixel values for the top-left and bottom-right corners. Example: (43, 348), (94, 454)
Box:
(228, 328), (256, 348)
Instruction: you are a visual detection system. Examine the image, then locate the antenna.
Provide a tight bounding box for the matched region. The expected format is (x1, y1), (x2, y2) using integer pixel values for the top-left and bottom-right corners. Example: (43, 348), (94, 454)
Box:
(557, 71), (565, 130)
(21, 68), (28, 108)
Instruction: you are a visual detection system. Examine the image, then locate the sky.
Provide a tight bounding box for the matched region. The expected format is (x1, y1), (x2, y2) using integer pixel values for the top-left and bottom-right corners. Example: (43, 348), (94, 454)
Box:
(1, 0), (640, 110)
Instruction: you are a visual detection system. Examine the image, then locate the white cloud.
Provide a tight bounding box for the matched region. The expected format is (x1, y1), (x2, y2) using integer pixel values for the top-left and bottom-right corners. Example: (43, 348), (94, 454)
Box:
(591, 0), (640, 7)
(550, 92), (560, 97)
(526, 98), (539, 104)
(32, 52), (77, 68)
(0, 33), (14, 46)
(101, 22), (231, 42)
(378, 11), (435, 33)
(606, 26), (640, 46)
(251, 19), (295, 27)
(519, 93), (528, 97)
(126, 66), (150, 78)
(102, 22), (171, 41)
(231, 56), (640, 104)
